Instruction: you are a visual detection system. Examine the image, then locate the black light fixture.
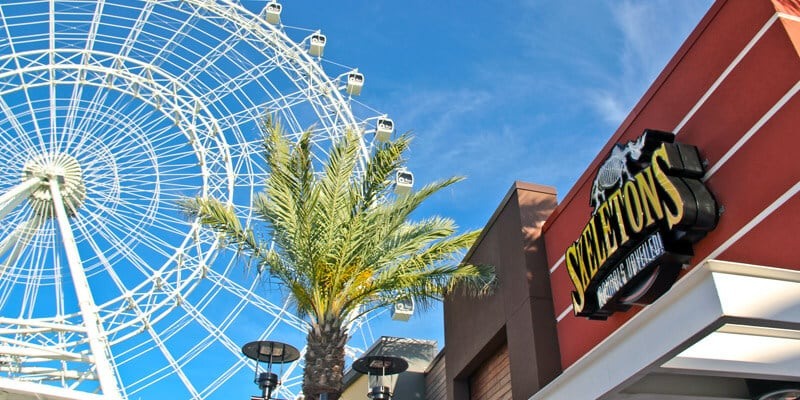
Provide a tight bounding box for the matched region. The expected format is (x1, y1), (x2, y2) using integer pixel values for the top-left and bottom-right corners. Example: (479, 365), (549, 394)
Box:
(748, 379), (800, 400)
(352, 355), (408, 400)
(758, 389), (800, 400)
(242, 340), (300, 400)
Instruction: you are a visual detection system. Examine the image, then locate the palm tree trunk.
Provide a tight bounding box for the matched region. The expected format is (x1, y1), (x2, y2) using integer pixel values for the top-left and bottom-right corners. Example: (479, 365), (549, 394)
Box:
(302, 320), (348, 400)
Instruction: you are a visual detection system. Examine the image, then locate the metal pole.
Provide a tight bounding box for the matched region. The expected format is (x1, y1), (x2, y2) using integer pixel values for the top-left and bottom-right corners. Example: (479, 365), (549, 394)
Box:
(0, 216), (41, 278)
(49, 178), (122, 399)
(0, 177), (42, 220)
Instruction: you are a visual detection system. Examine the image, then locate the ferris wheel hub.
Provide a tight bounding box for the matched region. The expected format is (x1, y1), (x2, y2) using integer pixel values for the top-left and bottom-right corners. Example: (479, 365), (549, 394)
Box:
(22, 153), (87, 217)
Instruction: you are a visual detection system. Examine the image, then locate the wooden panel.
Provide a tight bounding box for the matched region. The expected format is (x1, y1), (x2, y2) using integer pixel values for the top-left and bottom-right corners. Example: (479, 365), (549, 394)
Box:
(425, 354), (446, 400)
(469, 343), (511, 400)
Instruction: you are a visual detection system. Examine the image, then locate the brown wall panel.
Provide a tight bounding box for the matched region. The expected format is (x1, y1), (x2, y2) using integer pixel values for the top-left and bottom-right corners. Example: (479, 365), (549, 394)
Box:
(444, 183), (559, 400)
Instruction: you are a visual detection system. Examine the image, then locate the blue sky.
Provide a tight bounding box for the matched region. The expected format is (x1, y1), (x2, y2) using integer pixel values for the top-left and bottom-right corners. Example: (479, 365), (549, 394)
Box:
(259, 0), (713, 349)
(0, 1), (715, 398)
(268, 1), (715, 227)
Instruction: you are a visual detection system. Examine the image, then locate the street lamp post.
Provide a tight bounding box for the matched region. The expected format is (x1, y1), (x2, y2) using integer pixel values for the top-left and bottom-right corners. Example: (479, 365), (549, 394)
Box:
(242, 340), (300, 400)
(352, 355), (408, 400)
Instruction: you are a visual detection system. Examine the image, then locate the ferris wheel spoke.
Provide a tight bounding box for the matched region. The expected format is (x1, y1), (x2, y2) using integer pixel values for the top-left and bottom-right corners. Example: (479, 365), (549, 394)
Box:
(88, 195), (169, 235)
(204, 269), (307, 332)
(57, 0), (106, 153)
(53, 242), (66, 323)
(118, 172), (203, 189)
(0, 8), (47, 156)
(115, 1), (155, 61)
(145, 4), (201, 73)
(171, 280), (298, 398)
(101, 136), (176, 171)
(71, 212), (133, 297)
(82, 1), (105, 53)
(0, 119), (29, 157)
(17, 236), (46, 320)
(48, 0), (56, 153)
(196, 52), (283, 106)
(0, 228), (36, 308)
(111, 143), (190, 171)
(89, 271), (205, 399)
(77, 211), (160, 278)
(72, 89), (152, 152)
(80, 194), (153, 233)
(106, 209), (189, 249)
(229, 157), (267, 185)
(130, 321), (202, 398)
(82, 205), (181, 262)
(68, 76), (161, 155)
(118, 283), (227, 395)
(214, 86), (318, 135)
(63, 80), (131, 154)
(0, 93), (42, 157)
(0, 216), (43, 299)
(226, 139), (264, 166)
(80, 119), (167, 165)
(174, 18), (247, 86)
(80, 192), (160, 233)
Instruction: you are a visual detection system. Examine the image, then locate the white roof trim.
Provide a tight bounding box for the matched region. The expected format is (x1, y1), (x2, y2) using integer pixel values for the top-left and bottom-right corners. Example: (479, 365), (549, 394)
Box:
(530, 260), (800, 400)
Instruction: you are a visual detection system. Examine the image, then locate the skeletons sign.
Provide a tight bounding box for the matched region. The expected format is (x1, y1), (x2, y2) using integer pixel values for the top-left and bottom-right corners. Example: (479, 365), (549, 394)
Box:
(565, 130), (719, 319)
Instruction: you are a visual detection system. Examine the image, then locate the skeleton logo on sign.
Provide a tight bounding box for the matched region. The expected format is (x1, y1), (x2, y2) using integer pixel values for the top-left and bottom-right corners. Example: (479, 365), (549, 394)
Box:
(590, 134), (648, 209)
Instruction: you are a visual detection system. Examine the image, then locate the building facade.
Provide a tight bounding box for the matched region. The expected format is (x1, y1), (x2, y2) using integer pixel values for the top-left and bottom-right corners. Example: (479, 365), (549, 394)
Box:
(443, 0), (800, 398)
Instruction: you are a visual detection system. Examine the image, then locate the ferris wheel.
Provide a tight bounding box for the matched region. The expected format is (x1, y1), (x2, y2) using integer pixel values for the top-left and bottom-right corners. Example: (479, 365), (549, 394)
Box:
(0, 1), (401, 399)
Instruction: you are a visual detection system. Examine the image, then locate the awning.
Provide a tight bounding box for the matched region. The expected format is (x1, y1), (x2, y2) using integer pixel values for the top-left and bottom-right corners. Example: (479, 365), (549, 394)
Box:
(531, 260), (800, 400)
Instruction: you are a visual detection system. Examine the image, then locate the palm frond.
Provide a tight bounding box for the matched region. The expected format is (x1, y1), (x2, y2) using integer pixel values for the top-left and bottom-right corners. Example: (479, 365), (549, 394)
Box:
(180, 115), (494, 327)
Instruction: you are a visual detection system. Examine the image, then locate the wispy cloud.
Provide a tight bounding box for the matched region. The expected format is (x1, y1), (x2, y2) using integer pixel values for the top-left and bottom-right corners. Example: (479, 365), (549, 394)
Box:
(586, 90), (629, 125)
(397, 87), (492, 143)
(584, 0), (713, 126)
(369, 1), (713, 227)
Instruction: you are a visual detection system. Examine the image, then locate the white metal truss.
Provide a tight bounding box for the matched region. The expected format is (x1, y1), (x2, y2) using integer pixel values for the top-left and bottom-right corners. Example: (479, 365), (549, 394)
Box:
(0, 1), (386, 399)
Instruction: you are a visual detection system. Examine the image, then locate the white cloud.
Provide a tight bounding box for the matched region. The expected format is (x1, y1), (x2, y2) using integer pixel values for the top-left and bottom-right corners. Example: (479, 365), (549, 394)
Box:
(387, 87), (493, 163)
(585, 0), (713, 126)
(586, 90), (629, 125)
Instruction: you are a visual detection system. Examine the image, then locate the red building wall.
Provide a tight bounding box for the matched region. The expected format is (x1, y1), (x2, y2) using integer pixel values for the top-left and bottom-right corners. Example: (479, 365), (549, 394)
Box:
(543, 0), (800, 369)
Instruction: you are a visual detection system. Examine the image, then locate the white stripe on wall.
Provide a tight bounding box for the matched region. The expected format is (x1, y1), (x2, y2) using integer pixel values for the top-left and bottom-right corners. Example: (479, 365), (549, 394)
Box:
(701, 180), (800, 263)
(549, 255), (565, 274)
(703, 79), (800, 179)
(556, 304), (574, 323)
(672, 14), (779, 134)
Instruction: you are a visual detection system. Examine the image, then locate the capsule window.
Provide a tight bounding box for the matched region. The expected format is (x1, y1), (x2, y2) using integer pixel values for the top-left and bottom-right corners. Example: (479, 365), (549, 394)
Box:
(348, 73), (363, 84)
(396, 172), (413, 185)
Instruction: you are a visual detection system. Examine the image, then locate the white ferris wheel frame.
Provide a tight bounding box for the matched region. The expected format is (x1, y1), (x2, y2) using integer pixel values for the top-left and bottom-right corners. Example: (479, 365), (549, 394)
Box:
(0, 1), (392, 399)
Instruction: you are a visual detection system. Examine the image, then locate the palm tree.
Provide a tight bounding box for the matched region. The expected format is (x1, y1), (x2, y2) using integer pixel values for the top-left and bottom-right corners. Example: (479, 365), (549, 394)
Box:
(181, 118), (494, 400)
